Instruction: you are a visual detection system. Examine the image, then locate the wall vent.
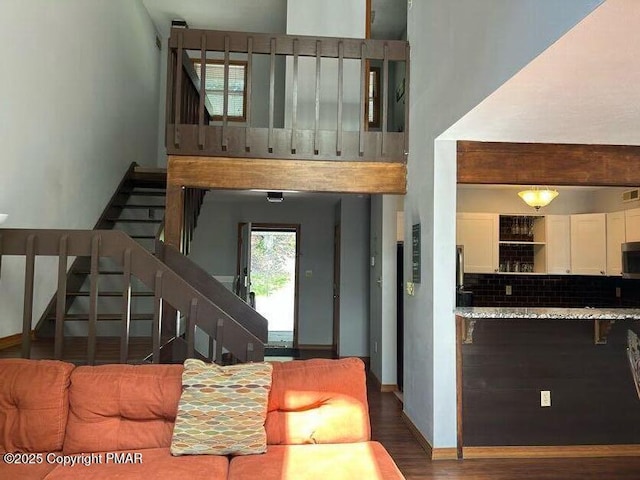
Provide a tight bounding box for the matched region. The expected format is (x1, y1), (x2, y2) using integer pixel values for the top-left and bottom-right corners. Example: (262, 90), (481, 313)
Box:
(622, 188), (640, 203)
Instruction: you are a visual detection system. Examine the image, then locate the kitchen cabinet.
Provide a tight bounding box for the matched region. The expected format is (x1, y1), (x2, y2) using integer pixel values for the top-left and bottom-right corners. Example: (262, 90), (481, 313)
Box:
(456, 213), (498, 273)
(497, 215), (546, 273)
(570, 213), (606, 276)
(625, 207), (640, 242)
(606, 211), (625, 276)
(546, 215), (571, 274)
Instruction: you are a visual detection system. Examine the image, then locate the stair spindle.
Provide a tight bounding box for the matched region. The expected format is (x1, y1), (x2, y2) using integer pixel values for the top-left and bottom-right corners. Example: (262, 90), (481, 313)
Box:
(120, 248), (132, 364)
(54, 235), (68, 360)
(22, 235), (36, 359)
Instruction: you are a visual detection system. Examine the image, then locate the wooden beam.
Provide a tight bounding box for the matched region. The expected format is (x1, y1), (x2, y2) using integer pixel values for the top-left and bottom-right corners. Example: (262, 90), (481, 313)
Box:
(164, 183), (184, 250)
(457, 141), (640, 186)
(167, 156), (406, 194)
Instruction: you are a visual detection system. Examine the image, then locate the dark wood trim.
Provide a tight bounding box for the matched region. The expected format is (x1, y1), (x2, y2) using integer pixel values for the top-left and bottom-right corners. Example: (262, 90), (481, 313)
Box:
(167, 156), (406, 194)
(366, 0), (372, 39)
(455, 314), (464, 459)
(401, 411), (433, 457)
(463, 445), (640, 459)
(0, 331), (34, 351)
(164, 183), (184, 250)
(169, 28), (408, 61)
(457, 141), (640, 186)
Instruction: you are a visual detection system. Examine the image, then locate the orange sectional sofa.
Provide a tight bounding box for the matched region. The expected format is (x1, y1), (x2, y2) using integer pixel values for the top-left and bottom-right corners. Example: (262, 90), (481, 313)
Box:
(0, 357), (405, 480)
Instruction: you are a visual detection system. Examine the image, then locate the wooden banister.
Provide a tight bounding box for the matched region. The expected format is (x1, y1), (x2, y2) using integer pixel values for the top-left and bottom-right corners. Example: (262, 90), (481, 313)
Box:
(0, 229), (264, 365)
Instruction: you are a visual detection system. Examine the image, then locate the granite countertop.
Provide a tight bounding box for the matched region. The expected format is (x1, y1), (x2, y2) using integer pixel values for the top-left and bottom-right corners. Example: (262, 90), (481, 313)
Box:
(455, 307), (640, 320)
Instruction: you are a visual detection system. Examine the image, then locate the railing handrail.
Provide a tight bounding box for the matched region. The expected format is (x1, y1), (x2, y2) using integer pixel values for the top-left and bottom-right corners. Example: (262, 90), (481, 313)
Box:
(169, 28), (408, 61)
(157, 241), (268, 344)
(0, 228), (263, 364)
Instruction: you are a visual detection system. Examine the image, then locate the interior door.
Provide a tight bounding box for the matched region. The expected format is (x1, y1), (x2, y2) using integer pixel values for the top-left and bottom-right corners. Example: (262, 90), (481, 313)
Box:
(332, 224), (341, 354)
(237, 222), (252, 303)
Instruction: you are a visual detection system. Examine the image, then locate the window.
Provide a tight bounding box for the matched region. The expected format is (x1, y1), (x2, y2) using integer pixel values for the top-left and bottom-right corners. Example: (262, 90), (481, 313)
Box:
(193, 60), (247, 121)
(367, 67), (381, 129)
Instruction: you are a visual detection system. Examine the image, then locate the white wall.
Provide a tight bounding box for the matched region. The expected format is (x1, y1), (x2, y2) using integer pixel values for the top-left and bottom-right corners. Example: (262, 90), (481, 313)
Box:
(457, 186), (600, 215)
(405, 0), (601, 448)
(188, 193), (356, 346)
(338, 197), (370, 357)
(369, 194), (401, 385)
(0, 0), (161, 338)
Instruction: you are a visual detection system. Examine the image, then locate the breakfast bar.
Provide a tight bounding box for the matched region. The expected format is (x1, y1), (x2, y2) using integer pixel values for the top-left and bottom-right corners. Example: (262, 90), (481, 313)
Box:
(456, 307), (640, 345)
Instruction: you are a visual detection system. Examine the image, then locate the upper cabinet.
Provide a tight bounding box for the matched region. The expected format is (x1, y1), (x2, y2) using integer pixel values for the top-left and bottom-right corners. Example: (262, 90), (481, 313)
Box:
(606, 211), (625, 276)
(570, 213), (606, 276)
(456, 213), (498, 273)
(546, 215), (571, 275)
(625, 208), (640, 242)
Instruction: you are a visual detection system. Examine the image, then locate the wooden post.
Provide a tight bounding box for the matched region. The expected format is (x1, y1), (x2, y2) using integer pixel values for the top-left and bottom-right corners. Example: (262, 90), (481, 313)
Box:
(164, 173), (184, 250)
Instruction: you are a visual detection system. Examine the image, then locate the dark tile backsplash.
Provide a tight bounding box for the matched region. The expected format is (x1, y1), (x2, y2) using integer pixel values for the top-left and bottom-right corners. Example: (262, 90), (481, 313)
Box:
(464, 273), (640, 308)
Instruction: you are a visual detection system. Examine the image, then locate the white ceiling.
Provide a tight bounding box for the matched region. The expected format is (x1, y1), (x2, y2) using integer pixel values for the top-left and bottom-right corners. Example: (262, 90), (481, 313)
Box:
(142, 0), (406, 39)
(142, 0), (288, 36)
(441, 0), (640, 146)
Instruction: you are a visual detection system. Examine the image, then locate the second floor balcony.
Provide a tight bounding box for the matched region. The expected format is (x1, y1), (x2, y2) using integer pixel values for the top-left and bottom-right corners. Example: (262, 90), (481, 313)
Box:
(166, 27), (409, 163)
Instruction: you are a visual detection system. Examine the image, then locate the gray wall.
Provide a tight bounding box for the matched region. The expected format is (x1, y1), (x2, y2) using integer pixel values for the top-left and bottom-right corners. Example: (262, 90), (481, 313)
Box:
(0, 0), (161, 337)
(189, 193), (339, 346)
(338, 197), (370, 357)
(405, 0), (603, 448)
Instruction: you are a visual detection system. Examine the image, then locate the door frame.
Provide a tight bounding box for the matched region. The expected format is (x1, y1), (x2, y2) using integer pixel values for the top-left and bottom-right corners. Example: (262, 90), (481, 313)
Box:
(237, 222), (301, 348)
(332, 223), (341, 355)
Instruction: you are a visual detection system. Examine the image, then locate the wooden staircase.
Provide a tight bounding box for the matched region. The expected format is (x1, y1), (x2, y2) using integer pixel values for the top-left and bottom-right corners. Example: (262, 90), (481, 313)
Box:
(33, 164), (173, 362)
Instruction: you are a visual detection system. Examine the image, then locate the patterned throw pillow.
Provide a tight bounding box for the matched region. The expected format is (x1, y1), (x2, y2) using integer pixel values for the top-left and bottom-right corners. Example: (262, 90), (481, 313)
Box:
(170, 359), (273, 456)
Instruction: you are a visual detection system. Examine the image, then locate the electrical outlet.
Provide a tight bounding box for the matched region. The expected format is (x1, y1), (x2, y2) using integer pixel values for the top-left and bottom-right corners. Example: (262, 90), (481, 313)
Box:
(540, 390), (551, 407)
(505, 285), (512, 296)
(616, 287), (621, 298)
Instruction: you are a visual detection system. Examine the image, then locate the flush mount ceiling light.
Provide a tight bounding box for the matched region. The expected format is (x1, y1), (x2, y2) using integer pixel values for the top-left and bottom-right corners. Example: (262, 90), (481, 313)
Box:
(266, 192), (284, 203)
(518, 187), (559, 210)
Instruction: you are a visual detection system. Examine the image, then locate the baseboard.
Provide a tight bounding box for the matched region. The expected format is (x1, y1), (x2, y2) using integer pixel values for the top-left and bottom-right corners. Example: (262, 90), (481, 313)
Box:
(368, 372), (398, 393)
(297, 344), (332, 350)
(400, 411), (458, 460)
(0, 332), (34, 351)
(463, 444), (640, 459)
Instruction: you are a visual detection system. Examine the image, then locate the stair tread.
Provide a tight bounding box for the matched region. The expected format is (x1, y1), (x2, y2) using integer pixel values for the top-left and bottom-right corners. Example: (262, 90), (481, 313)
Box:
(66, 291), (154, 297)
(129, 191), (166, 196)
(104, 218), (163, 223)
(47, 313), (154, 320)
(112, 204), (166, 209)
(73, 270), (124, 275)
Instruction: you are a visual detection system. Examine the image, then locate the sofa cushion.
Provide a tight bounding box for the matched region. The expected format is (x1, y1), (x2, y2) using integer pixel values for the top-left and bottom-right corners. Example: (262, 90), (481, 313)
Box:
(265, 358), (370, 444)
(0, 359), (74, 453)
(228, 442), (405, 480)
(63, 364), (182, 454)
(43, 447), (229, 480)
(0, 457), (58, 480)
(171, 359), (273, 456)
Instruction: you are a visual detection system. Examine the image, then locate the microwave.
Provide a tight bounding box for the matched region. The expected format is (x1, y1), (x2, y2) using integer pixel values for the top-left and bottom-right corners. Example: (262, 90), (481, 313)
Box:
(622, 242), (640, 279)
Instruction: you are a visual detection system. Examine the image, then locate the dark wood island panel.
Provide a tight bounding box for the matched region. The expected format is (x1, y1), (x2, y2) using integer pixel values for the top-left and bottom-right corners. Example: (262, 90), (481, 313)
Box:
(458, 317), (640, 453)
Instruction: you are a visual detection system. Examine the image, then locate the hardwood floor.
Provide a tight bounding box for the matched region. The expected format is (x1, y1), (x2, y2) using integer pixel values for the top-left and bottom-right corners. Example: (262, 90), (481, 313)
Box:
(2, 342), (640, 478)
(367, 381), (640, 479)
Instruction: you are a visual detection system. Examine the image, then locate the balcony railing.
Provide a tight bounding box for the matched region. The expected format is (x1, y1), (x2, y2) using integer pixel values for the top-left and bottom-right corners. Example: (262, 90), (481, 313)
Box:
(166, 28), (409, 162)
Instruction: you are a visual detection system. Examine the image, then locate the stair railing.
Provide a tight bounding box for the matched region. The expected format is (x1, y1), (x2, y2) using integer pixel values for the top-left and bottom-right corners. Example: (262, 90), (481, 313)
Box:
(0, 229), (263, 365)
